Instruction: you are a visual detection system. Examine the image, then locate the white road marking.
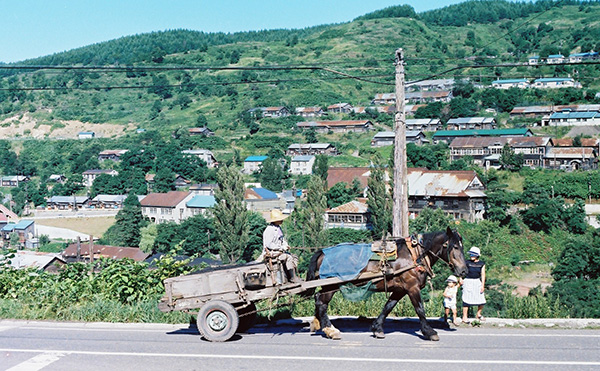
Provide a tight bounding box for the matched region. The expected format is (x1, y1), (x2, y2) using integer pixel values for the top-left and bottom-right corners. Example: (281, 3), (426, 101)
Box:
(0, 348), (599, 366)
(6, 352), (66, 371)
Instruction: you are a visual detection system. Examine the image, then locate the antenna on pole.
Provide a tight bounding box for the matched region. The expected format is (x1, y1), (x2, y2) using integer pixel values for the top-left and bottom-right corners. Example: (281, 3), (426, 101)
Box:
(392, 48), (409, 238)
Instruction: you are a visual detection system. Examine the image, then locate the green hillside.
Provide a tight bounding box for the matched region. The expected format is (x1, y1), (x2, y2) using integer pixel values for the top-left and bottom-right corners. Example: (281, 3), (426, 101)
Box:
(0, 0), (599, 162)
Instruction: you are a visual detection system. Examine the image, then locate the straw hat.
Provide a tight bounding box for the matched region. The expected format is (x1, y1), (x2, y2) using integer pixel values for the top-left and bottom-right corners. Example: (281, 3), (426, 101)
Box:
(446, 275), (458, 283)
(268, 209), (289, 223)
(468, 246), (481, 256)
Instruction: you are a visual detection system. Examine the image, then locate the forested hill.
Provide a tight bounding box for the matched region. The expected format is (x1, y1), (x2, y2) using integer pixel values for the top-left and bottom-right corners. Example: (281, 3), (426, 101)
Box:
(1, 0), (600, 143)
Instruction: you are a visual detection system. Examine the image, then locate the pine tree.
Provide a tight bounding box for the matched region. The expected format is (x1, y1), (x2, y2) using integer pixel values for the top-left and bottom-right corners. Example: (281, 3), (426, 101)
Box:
(298, 175), (327, 248)
(102, 194), (147, 247)
(213, 165), (249, 263)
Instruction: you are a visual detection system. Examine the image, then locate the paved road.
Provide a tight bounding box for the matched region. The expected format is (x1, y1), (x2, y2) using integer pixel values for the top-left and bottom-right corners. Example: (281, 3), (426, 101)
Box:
(1, 318), (600, 371)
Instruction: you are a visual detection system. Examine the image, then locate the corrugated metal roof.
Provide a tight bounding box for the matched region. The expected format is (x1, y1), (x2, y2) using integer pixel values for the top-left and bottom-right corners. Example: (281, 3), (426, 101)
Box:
(553, 138), (599, 147)
(298, 120), (372, 128)
(245, 188), (278, 200)
(327, 200), (369, 214)
(327, 167), (372, 189)
(245, 155), (268, 162)
(373, 131), (424, 138)
(407, 170), (482, 197)
(48, 196), (89, 204)
(7, 251), (65, 270)
(435, 128), (531, 138)
(535, 77), (573, 83)
(492, 79), (528, 84)
(186, 195), (216, 208)
(92, 194), (126, 203)
(550, 111), (599, 119)
(288, 143), (332, 150)
(63, 244), (149, 261)
(545, 147), (596, 158)
(447, 117), (496, 125)
(291, 155), (315, 162)
(140, 191), (191, 207)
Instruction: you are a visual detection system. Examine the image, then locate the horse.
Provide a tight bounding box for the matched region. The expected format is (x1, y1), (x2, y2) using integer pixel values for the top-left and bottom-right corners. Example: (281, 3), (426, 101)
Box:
(305, 227), (468, 341)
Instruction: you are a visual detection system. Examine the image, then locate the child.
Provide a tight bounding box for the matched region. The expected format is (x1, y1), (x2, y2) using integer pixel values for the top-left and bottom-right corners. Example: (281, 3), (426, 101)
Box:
(443, 275), (460, 325)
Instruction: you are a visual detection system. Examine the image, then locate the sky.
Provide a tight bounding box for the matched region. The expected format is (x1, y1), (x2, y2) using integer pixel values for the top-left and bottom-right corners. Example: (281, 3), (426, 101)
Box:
(1, 0), (468, 63)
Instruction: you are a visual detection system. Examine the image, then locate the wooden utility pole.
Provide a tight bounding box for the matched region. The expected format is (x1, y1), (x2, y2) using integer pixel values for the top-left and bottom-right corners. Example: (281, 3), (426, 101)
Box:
(392, 48), (409, 238)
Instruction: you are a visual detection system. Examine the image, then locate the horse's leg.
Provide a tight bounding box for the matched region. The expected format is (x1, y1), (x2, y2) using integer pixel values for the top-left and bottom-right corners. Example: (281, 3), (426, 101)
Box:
(312, 286), (341, 340)
(408, 287), (439, 341)
(370, 291), (403, 339)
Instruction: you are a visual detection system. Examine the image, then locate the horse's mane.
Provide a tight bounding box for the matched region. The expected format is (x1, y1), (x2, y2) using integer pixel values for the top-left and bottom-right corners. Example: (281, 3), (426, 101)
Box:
(420, 230), (449, 252)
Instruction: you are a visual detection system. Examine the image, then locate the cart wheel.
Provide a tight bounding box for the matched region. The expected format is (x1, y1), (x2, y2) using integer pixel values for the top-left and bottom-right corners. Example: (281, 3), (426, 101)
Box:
(197, 300), (239, 342)
(236, 303), (257, 333)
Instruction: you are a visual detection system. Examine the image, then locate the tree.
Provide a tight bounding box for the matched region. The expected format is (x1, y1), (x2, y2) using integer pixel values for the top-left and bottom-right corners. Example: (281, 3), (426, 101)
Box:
(260, 158), (287, 192)
(367, 156), (392, 239)
(101, 194), (147, 247)
(152, 167), (175, 193)
(213, 165), (250, 263)
(296, 175), (327, 248)
(409, 207), (453, 234)
(246, 211), (268, 261)
(304, 128), (318, 143)
(313, 155), (328, 183)
(499, 143), (524, 171)
(139, 223), (158, 253)
(179, 214), (215, 256)
(326, 181), (360, 208)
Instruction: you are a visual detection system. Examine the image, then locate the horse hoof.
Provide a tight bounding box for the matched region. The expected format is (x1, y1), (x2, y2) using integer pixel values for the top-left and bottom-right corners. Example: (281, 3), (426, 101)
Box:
(323, 326), (342, 340)
(373, 331), (385, 339)
(309, 318), (321, 332)
(429, 334), (440, 341)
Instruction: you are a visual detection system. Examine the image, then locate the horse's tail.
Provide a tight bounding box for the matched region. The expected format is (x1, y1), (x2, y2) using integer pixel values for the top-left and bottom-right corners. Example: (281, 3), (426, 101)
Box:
(301, 250), (323, 298)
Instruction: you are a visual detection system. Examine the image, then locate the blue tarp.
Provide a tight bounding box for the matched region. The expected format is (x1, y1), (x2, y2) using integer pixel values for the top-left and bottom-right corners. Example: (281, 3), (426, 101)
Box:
(319, 243), (372, 281)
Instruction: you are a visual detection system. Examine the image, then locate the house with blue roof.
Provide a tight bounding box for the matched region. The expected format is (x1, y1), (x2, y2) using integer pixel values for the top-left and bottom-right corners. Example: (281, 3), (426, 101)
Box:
(546, 54), (565, 64)
(491, 79), (530, 89)
(2, 220), (35, 247)
(569, 52), (599, 63)
(290, 155), (316, 175)
(243, 155), (268, 174)
(186, 195), (216, 217)
(532, 77), (580, 89)
(548, 110), (600, 126)
(528, 56), (540, 65)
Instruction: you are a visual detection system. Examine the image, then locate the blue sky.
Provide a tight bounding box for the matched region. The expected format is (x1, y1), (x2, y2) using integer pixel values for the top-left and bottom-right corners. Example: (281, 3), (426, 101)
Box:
(1, 0), (467, 63)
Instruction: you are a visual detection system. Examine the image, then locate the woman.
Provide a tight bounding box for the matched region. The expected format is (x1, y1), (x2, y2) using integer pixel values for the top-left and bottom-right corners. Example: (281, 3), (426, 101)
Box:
(461, 246), (486, 323)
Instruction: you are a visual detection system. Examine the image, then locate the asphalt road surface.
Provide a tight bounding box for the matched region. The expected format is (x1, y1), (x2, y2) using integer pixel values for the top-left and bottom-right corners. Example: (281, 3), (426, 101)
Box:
(1, 318), (600, 371)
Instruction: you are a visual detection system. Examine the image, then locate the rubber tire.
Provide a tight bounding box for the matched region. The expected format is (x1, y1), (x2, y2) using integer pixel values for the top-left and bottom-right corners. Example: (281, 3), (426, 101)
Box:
(197, 300), (239, 342)
(236, 303), (257, 333)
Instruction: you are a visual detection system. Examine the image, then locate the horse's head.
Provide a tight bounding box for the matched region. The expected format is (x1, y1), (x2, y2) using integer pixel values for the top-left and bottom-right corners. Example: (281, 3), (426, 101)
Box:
(443, 226), (468, 278)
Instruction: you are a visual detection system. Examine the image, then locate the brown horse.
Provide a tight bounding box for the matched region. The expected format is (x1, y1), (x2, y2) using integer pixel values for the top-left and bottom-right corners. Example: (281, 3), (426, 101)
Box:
(306, 227), (468, 341)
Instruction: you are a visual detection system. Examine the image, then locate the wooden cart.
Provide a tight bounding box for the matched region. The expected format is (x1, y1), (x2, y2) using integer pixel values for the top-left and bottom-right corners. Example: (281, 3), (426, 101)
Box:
(158, 259), (388, 342)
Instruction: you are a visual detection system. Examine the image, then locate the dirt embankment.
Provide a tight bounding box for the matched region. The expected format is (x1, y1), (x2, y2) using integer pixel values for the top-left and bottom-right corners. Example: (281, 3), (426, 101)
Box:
(0, 113), (134, 139)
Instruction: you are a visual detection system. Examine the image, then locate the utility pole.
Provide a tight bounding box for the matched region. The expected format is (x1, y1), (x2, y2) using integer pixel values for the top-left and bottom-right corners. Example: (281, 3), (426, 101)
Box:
(392, 48), (409, 238)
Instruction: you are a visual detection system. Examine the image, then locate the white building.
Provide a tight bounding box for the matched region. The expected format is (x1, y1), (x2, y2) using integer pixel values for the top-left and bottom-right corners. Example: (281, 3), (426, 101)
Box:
(140, 191), (195, 224)
(491, 79), (530, 89)
(182, 149), (218, 168)
(289, 155), (315, 175)
(243, 156), (268, 174)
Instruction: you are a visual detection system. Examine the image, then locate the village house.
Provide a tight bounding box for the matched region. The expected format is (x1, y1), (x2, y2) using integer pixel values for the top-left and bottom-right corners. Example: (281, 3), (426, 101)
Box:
(82, 169), (118, 187)
(409, 78), (455, 92)
(295, 106), (325, 118)
(325, 199), (370, 230)
(188, 127), (215, 136)
(544, 147), (598, 170)
(0, 205), (19, 228)
(186, 195), (216, 217)
(433, 128), (533, 144)
(0, 175), (30, 187)
(407, 169), (486, 222)
(510, 104), (600, 120)
(286, 143), (338, 157)
(89, 194), (127, 209)
(569, 51), (599, 63)
(97, 149), (129, 162)
(46, 195), (90, 210)
(189, 183), (219, 196)
(405, 104), (426, 117)
(243, 155), (268, 174)
(491, 79), (530, 89)
(6, 251), (66, 273)
(181, 149), (218, 168)
(289, 155), (315, 175)
(326, 167), (485, 222)
(296, 120), (374, 134)
(547, 110), (600, 126)
(405, 90), (453, 104)
(47, 174), (67, 184)
(546, 54), (565, 64)
(446, 117), (497, 131)
(406, 118), (443, 132)
(449, 136), (553, 169)
(78, 131), (95, 139)
(371, 131), (429, 147)
(2, 220), (35, 247)
(244, 188), (285, 212)
(140, 191), (194, 224)
(62, 243), (149, 263)
(532, 77), (580, 89)
(327, 103), (353, 114)
(248, 106), (290, 118)
(372, 93), (396, 105)
(528, 56), (540, 65)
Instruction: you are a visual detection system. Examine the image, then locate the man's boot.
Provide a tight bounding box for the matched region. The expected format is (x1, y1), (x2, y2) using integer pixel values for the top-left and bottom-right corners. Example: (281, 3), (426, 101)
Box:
(286, 268), (302, 283)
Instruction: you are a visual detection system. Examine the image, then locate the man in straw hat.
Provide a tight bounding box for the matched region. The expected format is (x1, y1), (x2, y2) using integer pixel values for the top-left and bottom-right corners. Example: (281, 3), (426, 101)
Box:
(262, 209), (300, 283)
